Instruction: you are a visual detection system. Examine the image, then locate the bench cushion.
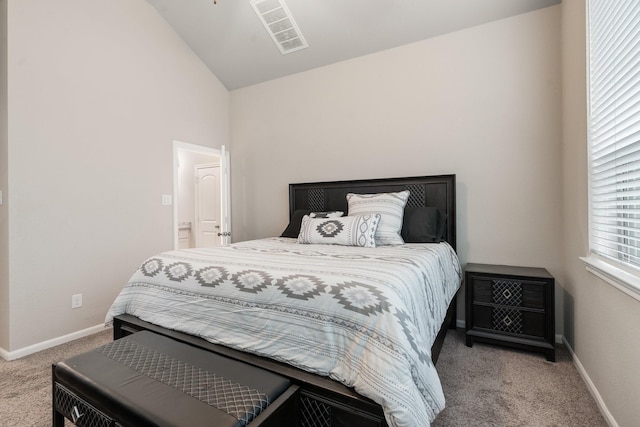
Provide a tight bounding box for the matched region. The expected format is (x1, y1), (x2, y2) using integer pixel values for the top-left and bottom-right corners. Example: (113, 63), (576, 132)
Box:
(54, 331), (292, 427)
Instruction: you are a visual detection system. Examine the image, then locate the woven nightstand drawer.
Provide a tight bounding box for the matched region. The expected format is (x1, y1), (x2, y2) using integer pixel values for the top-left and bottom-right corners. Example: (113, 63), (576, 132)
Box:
(492, 280), (523, 306)
(492, 307), (523, 334)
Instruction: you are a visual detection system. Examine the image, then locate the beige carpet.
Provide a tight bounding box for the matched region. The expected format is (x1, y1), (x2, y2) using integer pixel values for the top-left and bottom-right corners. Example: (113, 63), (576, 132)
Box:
(0, 328), (606, 426)
(0, 329), (113, 427)
(433, 329), (607, 426)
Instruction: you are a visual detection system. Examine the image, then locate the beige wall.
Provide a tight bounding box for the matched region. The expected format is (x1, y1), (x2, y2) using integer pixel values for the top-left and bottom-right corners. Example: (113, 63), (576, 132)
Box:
(231, 6), (563, 327)
(3, 0), (229, 353)
(0, 0), (8, 351)
(561, 1), (640, 426)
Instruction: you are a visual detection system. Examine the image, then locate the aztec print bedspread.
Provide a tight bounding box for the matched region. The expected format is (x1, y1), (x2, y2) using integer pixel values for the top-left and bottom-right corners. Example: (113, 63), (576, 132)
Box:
(106, 237), (461, 426)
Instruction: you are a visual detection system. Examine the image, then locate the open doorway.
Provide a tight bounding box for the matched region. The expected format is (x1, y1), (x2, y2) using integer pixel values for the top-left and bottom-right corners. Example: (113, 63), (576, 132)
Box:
(173, 141), (230, 250)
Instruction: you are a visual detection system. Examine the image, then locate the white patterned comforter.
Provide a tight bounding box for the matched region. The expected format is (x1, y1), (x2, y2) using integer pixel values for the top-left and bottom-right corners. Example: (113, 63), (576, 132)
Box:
(106, 237), (461, 426)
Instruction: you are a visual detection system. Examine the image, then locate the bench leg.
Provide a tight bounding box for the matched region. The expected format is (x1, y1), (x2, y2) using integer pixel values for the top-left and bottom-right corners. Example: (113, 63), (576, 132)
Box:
(53, 409), (65, 427)
(52, 364), (65, 426)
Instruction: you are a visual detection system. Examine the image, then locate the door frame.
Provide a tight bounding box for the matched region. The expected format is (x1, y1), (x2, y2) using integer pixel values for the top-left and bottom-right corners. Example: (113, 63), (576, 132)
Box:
(173, 140), (231, 250)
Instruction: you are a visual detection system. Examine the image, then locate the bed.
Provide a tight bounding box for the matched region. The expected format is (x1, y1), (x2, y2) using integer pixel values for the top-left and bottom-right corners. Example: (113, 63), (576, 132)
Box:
(107, 174), (461, 427)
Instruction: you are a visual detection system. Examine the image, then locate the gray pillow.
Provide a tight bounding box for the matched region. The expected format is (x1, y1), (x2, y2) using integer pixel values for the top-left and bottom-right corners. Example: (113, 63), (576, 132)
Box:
(401, 207), (447, 243)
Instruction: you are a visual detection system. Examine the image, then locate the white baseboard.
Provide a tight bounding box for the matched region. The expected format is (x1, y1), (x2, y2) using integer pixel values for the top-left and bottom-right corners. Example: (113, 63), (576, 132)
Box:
(0, 324), (111, 361)
(563, 337), (618, 427)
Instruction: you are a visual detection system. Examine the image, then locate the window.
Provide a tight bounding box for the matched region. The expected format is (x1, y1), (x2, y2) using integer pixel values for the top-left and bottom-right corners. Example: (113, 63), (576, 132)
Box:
(588, 0), (640, 272)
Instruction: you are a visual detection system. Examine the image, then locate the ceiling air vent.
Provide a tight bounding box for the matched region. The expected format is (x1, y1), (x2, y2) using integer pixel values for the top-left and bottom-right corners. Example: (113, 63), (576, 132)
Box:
(251, 0), (308, 55)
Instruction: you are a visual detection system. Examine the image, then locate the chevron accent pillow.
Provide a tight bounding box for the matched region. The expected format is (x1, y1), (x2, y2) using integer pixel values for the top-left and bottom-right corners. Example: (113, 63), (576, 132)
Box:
(346, 190), (410, 245)
(298, 214), (380, 247)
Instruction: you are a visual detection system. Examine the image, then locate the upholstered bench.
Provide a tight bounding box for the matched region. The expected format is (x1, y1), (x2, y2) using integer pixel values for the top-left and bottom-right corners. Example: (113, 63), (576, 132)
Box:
(52, 331), (298, 427)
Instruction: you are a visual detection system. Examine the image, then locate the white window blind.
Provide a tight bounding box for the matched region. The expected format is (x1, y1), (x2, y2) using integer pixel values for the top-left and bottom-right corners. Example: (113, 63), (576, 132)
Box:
(588, 0), (640, 268)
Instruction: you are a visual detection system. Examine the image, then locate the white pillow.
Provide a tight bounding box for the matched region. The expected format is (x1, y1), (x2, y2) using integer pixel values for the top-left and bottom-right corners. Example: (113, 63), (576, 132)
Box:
(298, 214), (380, 247)
(346, 190), (410, 245)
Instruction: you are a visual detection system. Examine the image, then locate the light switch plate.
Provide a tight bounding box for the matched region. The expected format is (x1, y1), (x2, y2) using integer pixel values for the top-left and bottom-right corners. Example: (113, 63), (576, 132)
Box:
(71, 294), (82, 309)
(162, 195), (172, 205)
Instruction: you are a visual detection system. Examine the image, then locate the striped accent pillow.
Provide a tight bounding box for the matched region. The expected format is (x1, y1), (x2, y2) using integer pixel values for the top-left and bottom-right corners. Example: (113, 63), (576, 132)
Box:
(346, 190), (410, 245)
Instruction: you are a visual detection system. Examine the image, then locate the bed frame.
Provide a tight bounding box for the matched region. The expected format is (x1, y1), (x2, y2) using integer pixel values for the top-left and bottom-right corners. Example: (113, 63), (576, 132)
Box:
(113, 174), (457, 427)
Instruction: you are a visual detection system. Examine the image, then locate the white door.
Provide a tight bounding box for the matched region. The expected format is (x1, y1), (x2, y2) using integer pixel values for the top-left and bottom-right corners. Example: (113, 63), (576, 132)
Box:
(195, 164), (221, 247)
(173, 141), (231, 250)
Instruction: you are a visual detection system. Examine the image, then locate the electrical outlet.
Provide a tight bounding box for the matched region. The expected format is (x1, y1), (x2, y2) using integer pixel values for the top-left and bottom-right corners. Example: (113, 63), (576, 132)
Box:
(71, 294), (82, 309)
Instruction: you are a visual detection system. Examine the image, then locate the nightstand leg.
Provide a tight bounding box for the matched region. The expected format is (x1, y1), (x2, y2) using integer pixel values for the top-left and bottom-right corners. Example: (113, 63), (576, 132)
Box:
(465, 335), (473, 347)
(546, 349), (556, 362)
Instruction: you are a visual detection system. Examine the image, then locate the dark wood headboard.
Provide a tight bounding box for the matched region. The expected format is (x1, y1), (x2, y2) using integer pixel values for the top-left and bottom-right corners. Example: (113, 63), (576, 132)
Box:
(289, 174), (456, 250)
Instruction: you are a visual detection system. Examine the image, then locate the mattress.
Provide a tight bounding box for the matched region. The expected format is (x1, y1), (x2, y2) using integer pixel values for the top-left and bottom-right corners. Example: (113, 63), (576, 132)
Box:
(106, 237), (461, 426)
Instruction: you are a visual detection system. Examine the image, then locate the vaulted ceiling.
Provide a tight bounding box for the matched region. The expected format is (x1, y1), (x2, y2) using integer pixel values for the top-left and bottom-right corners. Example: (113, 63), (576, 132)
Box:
(146, 0), (560, 90)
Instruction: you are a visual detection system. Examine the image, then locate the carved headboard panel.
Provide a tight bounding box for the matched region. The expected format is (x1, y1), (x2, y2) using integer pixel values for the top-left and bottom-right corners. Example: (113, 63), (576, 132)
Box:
(289, 175), (456, 250)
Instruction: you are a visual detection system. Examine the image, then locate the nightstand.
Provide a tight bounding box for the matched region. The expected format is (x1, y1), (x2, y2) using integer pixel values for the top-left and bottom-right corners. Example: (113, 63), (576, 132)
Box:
(465, 263), (555, 361)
